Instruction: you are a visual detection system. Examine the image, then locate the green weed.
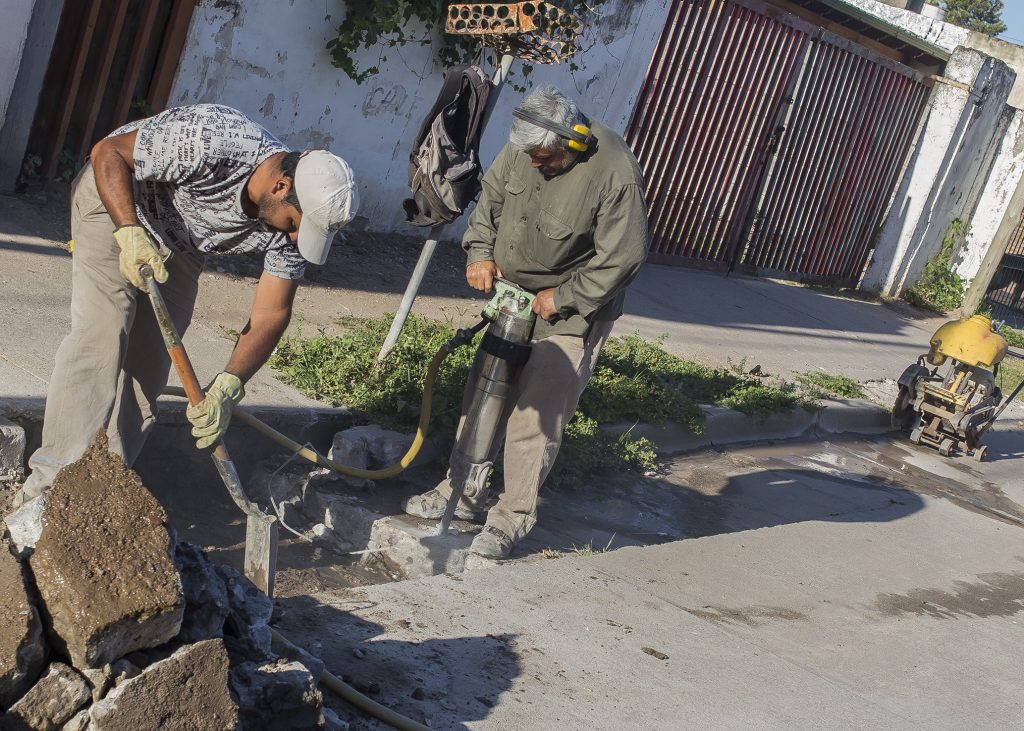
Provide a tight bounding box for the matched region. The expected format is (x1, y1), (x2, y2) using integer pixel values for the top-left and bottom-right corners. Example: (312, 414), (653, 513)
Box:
(571, 534), (616, 556)
(997, 354), (1024, 396)
(905, 220), (967, 313)
(796, 371), (866, 399)
(270, 316), (804, 487)
(1000, 325), (1024, 349)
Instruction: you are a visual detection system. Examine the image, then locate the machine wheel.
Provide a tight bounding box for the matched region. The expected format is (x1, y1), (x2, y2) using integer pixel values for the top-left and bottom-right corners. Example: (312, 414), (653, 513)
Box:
(973, 445), (988, 463)
(938, 437), (955, 457)
(891, 385), (917, 430)
(909, 426), (924, 445)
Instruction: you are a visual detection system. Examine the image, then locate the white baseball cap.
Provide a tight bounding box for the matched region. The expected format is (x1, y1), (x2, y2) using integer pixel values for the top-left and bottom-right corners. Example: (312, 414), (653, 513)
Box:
(294, 150), (359, 265)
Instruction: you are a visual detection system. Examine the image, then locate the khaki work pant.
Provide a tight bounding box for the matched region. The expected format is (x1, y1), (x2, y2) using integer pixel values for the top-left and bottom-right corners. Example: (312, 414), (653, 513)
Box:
(437, 318), (614, 543)
(22, 165), (203, 497)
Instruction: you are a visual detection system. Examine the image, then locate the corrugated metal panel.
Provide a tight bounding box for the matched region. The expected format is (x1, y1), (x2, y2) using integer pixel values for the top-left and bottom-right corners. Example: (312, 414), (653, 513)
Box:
(626, 0), (930, 286)
(627, 0), (812, 268)
(740, 30), (929, 284)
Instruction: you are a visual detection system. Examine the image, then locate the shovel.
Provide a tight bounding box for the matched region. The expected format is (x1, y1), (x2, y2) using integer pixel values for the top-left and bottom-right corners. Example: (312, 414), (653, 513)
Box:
(139, 265), (279, 596)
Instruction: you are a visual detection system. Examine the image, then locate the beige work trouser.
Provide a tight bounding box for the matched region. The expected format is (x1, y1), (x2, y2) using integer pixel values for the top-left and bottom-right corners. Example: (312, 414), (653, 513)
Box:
(438, 318), (614, 543)
(22, 165), (203, 497)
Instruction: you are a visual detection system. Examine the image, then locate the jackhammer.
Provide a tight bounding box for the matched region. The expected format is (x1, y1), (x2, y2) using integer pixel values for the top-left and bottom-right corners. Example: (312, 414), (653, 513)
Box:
(160, 278), (537, 528)
(437, 279), (536, 535)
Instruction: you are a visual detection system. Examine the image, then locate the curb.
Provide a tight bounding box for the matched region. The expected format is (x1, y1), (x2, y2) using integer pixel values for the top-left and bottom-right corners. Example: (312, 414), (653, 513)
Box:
(2, 396), (896, 470)
(605, 399), (895, 456)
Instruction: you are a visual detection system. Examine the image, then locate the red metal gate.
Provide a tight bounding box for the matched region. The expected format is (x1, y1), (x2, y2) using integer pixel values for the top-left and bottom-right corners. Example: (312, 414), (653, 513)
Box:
(626, 0), (930, 285)
(984, 213), (1024, 329)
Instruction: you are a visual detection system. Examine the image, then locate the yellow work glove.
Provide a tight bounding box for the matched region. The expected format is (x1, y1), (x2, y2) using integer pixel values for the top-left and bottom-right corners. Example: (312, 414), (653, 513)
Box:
(186, 372), (245, 449)
(113, 224), (168, 291)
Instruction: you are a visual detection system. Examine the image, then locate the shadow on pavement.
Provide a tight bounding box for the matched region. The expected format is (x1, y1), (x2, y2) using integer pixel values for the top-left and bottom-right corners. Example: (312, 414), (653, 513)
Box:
(520, 463), (926, 557)
(273, 593), (519, 730)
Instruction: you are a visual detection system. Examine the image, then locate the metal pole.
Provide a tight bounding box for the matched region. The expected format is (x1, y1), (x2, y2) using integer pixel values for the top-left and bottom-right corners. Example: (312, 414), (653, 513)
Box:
(376, 53), (515, 362)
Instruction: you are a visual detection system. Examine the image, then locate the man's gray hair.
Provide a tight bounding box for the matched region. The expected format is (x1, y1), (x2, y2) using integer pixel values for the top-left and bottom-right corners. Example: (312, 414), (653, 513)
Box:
(509, 86), (586, 152)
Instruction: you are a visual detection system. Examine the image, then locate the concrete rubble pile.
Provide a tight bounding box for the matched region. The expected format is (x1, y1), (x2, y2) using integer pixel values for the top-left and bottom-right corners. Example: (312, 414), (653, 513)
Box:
(0, 433), (340, 731)
(251, 425), (487, 579)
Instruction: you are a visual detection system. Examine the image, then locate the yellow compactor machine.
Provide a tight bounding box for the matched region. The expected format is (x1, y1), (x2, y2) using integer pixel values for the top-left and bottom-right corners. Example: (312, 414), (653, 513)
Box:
(893, 315), (1022, 461)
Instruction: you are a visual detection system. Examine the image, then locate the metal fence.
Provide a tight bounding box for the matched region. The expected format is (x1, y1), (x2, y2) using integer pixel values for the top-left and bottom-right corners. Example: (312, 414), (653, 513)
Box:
(985, 214), (1024, 329)
(626, 0), (929, 286)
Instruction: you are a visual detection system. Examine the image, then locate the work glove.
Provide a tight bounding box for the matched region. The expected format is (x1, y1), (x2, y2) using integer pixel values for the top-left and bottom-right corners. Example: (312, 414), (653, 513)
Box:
(113, 224), (168, 291)
(186, 372), (245, 449)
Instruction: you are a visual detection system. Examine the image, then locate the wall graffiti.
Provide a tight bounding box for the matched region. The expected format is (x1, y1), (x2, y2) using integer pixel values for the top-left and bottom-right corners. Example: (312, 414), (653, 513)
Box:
(362, 85), (407, 117)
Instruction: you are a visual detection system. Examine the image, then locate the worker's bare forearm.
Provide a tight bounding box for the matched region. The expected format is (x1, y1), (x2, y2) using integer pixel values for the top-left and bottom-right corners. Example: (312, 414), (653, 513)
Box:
(90, 132), (140, 228)
(225, 308), (291, 384)
(226, 273), (300, 384)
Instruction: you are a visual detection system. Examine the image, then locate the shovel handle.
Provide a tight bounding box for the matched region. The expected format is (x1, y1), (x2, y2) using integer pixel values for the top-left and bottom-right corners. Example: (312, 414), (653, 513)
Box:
(139, 264), (205, 407)
(139, 265), (269, 522)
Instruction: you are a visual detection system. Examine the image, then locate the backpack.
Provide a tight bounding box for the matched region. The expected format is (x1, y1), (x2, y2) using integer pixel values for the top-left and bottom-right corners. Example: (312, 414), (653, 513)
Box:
(402, 65), (491, 227)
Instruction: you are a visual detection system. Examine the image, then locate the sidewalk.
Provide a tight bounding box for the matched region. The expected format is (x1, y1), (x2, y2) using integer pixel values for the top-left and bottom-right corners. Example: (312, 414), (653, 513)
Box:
(0, 192), (1014, 419)
(617, 264), (947, 384)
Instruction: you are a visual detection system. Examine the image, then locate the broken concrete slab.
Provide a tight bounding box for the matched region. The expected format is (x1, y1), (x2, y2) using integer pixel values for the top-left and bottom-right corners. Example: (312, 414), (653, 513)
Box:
(231, 659), (324, 730)
(215, 564), (273, 657)
(332, 425), (410, 468)
(3, 662), (90, 730)
(81, 665), (112, 703)
(314, 491), (481, 577)
(330, 424), (439, 473)
(173, 542), (229, 645)
(327, 431), (373, 488)
(0, 538), (45, 710)
(0, 417), (26, 482)
(28, 433), (183, 669)
(368, 514), (477, 579)
(321, 706), (350, 731)
(2, 494), (45, 556)
(89, 639), (238, 731)
(62, 709), (90, 731)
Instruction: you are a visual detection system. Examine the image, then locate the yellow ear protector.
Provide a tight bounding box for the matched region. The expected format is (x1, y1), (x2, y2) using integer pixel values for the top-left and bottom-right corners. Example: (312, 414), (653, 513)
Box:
(512, 108), (595, 152)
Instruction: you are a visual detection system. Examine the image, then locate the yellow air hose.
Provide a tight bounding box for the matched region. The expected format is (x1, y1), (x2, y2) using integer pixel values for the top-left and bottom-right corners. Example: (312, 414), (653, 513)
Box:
(270, 628), (431, 731)
(164, 319), (485, 479)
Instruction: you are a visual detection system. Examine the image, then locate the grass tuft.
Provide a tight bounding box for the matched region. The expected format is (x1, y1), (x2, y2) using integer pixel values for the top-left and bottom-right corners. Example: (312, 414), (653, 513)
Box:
(796, 371), (866, 400)
(270, 316), (810, 486)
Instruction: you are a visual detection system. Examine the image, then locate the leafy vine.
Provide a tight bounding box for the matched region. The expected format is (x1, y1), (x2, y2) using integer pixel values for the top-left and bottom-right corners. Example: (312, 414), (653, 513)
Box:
(326, 1), (607, 84)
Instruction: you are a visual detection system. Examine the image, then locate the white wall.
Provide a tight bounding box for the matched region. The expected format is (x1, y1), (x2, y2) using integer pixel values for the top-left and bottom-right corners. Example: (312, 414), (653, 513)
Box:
(0, 0), (37, 130)
(956, 107), (1024, 284)
(861, 48), (1017, 295)
(168, 0), (670, 235)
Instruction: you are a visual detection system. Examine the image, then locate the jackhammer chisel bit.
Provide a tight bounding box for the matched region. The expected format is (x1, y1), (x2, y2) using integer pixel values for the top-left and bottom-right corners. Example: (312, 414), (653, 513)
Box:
(437, 280), (536, 536)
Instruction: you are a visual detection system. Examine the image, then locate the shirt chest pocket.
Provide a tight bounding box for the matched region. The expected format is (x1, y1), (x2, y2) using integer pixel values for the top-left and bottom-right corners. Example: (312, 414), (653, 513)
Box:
(525, 208), (577, 269)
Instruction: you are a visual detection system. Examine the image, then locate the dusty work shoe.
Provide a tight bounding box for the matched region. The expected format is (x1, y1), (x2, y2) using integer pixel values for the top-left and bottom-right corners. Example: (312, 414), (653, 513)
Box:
(402, 489), (475, 520)
(470, 526), (514, 559)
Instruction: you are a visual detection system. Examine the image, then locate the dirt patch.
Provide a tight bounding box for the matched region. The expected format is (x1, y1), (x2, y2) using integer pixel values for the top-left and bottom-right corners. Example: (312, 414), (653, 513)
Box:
(0, 537), (44, 709)
(30, 432), (183, 668)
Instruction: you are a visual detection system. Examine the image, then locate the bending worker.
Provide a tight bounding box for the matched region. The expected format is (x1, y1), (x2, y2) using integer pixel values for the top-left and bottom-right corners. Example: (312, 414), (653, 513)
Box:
(404, 86), (650, 558)
(15, 104), (358, 506)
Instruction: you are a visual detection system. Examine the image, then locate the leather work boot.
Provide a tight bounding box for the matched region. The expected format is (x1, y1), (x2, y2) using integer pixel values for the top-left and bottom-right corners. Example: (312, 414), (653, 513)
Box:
(402, 489), (475, 520)
(469, 525), (514, 559)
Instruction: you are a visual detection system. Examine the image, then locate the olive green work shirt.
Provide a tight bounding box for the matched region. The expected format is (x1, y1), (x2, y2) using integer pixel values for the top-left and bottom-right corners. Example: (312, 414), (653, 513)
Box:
(463, 119), (650, 339)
